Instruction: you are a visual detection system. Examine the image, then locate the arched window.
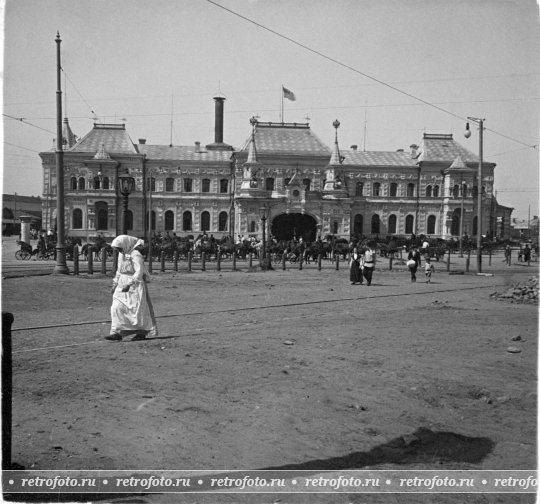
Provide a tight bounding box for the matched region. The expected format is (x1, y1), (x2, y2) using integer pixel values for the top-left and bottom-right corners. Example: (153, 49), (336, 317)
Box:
(220, 179), (229, 193)
(102, 177), (110, 190)
(303, 179), (311, 191)
(94, 176), (101, 190)
(451, 209), (460, 236)
(426, 185), (432, 197)
(202, 179), (211, 193)
(405, 215), (414, 234)
(145, 211), (156, 231)
(218, 211), (228, 231)
(72, 209), (83, 229)
(265, 178), (274, 191)
(164, 210), (174, 231)
(407, 183), (415, 198)
(165, 178), (175, 192)
(96, 203), (108, 230)
(373, 182), (381, 196)
(453, 184), (460, 198)
(78, 177), (86, 190)
(371, 214), (380, 234)
(70, 177), (77, 190)
(125, 210), (133, 231)
(390, 183), (398, 197)
(388, 214), (397, 234)
(353, 214), (363, 235)
(355, 182), (364, 196)
(433, 185), (440, 197)
(427, 215), (436, 235)
(183, 211), (192, 231)
(201, 211), (210, 232)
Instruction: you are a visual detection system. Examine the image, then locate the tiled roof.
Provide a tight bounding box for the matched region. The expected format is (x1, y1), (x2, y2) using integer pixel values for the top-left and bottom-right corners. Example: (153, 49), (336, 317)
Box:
(417, 133), (480, 163)
(68, 124), (138, 154)
(240, 122), (331, 156)
(342, 150), (417, 167)
(138, 145), (233, 162)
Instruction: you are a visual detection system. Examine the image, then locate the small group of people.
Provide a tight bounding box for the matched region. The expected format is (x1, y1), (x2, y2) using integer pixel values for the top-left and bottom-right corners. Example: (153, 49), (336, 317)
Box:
(350, 244), (434, 286)
(406, 246), (434, 283)
(349, 242), (377, 286)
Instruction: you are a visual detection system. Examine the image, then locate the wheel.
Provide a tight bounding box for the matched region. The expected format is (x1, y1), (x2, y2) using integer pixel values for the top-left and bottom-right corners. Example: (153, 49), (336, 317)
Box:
(15, 250), (23, 260)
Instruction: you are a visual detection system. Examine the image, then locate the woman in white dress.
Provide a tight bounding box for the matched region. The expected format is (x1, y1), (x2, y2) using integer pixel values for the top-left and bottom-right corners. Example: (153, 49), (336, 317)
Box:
(105, 235), (158, 341)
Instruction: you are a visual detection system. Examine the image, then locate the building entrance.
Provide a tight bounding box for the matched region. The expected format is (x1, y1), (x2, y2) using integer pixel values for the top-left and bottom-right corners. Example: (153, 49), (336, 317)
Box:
(271, 213), (317, 241)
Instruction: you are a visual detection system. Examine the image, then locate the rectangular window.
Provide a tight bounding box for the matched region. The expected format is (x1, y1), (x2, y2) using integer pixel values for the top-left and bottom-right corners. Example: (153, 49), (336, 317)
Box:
(265, 178), (275, 191)
(184, 178), (193, 192)
(202, 179), (211, 193)
(220, 179), (229, 193)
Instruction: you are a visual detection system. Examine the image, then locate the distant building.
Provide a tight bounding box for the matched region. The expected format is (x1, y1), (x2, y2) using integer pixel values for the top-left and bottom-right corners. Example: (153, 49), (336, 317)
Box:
(39, 97), (513, 242)
(511, 215), (539, 242)
(2, 194), (42, 236)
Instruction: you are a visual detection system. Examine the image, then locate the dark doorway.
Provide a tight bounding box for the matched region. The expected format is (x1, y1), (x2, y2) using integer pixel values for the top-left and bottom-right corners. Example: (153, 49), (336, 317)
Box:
(271, 213), (317, 241)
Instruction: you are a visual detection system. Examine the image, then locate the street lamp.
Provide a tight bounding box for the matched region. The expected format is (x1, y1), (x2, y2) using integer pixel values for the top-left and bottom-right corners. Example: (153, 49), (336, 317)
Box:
(118, 169), (135, 235)
(465, 117), (484, 273)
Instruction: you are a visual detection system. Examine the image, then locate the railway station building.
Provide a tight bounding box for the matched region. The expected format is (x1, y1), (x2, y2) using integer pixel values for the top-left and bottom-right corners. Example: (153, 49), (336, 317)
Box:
(39, 96), (513, 243)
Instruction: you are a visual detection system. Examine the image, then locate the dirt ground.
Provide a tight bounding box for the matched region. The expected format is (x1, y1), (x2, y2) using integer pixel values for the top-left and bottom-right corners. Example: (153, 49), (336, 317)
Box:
(1, 251), (538, 504)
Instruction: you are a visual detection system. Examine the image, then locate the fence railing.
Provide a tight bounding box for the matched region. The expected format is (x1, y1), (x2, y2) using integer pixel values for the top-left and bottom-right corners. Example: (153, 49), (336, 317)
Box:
(69, 245), (537, 276)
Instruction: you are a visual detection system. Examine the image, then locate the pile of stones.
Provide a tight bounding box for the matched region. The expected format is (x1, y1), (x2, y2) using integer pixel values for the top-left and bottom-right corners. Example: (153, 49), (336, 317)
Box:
(490, 276), (538, 304)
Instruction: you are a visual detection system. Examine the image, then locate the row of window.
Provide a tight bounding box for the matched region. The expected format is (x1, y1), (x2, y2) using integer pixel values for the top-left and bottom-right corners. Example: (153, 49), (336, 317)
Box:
(70, 176), (482, 200)
(352, 214), (435, 235)
(72, 208), (229, 232)
(70, 176), (111, 190)
(69, 176), (231, 193)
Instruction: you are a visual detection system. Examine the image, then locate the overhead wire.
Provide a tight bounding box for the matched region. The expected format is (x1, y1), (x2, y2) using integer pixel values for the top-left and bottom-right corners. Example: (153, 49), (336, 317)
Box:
(205, 0), (539, 152)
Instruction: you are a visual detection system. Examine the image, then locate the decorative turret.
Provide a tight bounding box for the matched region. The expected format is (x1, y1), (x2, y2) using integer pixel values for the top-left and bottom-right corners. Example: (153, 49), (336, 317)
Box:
(62, 117), (78, 149)
(322, 120), (348, 198)
(238, 117), (264, 197)
(93, 143), (112, 160)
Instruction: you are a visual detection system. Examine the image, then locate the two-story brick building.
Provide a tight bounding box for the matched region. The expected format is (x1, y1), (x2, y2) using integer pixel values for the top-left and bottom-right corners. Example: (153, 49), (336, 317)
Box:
(39, 96), (511, 243)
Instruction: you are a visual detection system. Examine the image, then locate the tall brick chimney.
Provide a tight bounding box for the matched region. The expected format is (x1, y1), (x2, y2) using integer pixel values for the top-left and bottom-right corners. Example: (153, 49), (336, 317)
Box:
(206, 94), (233, 151)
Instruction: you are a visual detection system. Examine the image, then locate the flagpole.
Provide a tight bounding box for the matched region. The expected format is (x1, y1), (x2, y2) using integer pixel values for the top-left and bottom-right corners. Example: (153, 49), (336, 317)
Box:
(281, 85), (283, 123)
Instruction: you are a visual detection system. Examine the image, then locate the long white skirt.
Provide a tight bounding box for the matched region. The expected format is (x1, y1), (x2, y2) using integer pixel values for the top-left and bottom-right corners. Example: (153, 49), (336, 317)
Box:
(110, 273), (157, 336)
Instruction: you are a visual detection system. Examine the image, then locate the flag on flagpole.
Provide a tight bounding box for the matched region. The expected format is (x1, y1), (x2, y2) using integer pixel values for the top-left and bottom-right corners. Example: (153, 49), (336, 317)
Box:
(282, 86), (296, 101)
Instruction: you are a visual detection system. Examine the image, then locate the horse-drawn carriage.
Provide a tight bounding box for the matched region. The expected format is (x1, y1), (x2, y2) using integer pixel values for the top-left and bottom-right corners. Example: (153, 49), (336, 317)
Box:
(15, 240), (55, 260)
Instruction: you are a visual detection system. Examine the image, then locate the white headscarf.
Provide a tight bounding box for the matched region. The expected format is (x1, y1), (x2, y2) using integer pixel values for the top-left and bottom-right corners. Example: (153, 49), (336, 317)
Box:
(111, 235), (145, 257)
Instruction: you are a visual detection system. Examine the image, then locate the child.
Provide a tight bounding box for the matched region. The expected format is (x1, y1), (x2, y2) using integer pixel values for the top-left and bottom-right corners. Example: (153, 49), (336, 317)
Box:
(425, 258), (434, 283)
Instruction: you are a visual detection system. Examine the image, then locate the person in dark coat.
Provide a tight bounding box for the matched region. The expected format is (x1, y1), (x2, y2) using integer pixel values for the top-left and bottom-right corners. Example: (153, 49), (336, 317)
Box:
(349, 247), (363, 285)
(407, 246), (422, 282)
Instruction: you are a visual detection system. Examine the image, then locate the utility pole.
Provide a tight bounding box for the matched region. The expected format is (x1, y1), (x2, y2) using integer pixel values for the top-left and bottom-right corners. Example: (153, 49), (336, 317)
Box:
(53, 32), (69, 274)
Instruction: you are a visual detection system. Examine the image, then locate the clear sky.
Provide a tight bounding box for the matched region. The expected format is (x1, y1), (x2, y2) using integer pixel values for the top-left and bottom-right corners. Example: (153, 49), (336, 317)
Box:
(2, 0), (539, 220)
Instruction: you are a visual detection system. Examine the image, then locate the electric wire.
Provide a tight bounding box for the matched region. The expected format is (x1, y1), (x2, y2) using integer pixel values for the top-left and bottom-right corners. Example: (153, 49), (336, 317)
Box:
(2, 114), (55, 135)
(205, 0), (539, 152)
